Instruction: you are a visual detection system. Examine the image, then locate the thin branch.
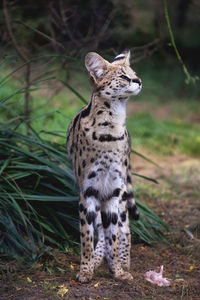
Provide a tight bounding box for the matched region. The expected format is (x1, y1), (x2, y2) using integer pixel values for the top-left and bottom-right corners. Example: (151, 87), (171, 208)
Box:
(132, 47), (158, 64)
(3, 0), (28, 62)
(163, 0), (199, 84)
(132, 38), (160, 52)
(3, 0), (32, 134)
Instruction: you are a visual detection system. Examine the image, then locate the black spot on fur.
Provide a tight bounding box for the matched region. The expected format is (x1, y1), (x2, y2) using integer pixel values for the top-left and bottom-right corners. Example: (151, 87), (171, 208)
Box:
(104, 101), (110, 108)
(79, 203), (85, 212)
(88, 171), (96, 179)
(98, 121), (111, 126)
(114, 169), (121, 176)
(111, 213), (118, 225)
(127, 175), (132, 184)
(112, 188), (121, 197)
(95, 205), (100, 212)
(80, 218), (86, 226)
(84, 187), (99, 199)
(82, 160), (86, 168)
(112, 234), (116, 242)
(122, 191), (128, 201)
(118, 221), (123, 227)
(72, 114), (80, 130)
(70, 143), (74, 154)
(120, 211), (126, 222)
(92, 132), (97, 140)
(97, 110), (103, 115)
(101, 212), (111, 228)
(90, 158), (95, 163)
(81, 101), (92, 118)
(99, 134), (124, 142)
(78, 166), (81, 177)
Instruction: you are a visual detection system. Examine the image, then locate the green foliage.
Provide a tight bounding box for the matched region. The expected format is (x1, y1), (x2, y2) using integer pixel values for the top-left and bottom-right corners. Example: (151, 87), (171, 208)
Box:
(127, 113), (200, 156)
(0, 127), (79, 261)
(131, 199), (169, 244)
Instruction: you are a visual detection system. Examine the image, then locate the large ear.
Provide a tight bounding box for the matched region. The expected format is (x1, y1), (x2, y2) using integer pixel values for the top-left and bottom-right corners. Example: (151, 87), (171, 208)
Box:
(85, 52), (109, 83)
(112, 49), (131, 66)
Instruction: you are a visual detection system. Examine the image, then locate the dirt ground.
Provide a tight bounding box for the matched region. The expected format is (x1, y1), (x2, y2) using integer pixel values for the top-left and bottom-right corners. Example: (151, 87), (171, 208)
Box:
(0, 152), (200, 300)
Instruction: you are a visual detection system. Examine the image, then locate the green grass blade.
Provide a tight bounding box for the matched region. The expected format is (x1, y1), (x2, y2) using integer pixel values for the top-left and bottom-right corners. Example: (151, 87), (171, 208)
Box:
(59, 79), (88, 105)
(131, 148), (160, 167)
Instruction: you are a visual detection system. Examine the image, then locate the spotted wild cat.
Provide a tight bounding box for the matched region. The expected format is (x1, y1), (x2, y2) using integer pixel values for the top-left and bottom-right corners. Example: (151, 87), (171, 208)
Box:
(67, 49), (142, 283)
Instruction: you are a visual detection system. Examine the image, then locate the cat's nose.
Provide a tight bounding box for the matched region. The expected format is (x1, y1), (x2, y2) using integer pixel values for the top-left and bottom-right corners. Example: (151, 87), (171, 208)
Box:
(132, 78), (142, 86)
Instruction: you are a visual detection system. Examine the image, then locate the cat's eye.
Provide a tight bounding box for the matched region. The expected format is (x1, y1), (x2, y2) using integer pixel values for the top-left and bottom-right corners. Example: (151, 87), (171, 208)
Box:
(120, 75), (131, 82)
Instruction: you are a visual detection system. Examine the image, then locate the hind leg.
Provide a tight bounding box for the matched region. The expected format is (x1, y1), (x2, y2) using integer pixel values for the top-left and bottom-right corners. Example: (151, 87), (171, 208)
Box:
(118, 197), (131, 271)
(94, 209), (105, 269)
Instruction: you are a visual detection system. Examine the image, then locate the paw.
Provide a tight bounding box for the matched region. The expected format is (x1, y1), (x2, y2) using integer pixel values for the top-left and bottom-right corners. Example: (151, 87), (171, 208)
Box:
(94, 252), (105, 269)
(76, 271), (93, 283)
(113, 271), (133, 281)
(94, 257), (104, 269)
(120, 262), (130, 271)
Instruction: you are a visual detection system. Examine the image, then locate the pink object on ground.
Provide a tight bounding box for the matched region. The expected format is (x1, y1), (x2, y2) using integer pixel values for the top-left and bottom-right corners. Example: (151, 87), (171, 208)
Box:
(144, 265), (170, 287)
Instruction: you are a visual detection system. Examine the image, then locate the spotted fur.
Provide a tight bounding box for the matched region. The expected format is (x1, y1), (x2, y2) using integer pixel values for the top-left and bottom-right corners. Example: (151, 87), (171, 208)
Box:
(67, 49), (142, 283)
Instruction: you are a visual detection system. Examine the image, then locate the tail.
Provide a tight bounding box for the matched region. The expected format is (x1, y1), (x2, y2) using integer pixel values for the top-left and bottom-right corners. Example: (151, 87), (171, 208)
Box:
(126, 171), (139, 220)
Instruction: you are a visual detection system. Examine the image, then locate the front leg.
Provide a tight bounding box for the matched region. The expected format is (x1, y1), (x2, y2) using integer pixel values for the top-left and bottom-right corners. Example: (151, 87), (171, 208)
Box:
(101, 192), (133, 281)
(77, 193), (99, 283)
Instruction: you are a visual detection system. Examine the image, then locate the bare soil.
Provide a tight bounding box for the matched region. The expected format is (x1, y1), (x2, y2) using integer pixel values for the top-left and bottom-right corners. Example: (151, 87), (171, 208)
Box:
(0, 153), (200, 300)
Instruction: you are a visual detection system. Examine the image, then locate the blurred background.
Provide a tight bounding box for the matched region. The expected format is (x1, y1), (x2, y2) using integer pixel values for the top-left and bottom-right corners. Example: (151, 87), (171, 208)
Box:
(1, 0), (200, 145)
(0, 0), (200, 261)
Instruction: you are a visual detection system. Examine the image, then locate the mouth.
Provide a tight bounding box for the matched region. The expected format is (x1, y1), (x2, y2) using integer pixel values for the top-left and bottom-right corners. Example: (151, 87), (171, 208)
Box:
(132, 84), (142, 95)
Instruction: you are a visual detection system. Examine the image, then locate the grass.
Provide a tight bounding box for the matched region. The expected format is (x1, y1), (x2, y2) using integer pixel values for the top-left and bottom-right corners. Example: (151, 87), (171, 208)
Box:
(0, 127), (79, 261)
(127, 112), (200, 156)
(0, 126), (169, 261)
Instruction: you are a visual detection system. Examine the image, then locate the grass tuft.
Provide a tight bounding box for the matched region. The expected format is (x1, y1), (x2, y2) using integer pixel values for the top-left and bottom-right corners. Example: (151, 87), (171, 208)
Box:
(0, 125), (169, 261)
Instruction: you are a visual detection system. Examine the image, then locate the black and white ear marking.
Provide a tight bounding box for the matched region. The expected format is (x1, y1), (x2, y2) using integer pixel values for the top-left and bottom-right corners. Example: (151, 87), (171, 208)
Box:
(85, 52), (109, 83)
(112, 49), (131, 66)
